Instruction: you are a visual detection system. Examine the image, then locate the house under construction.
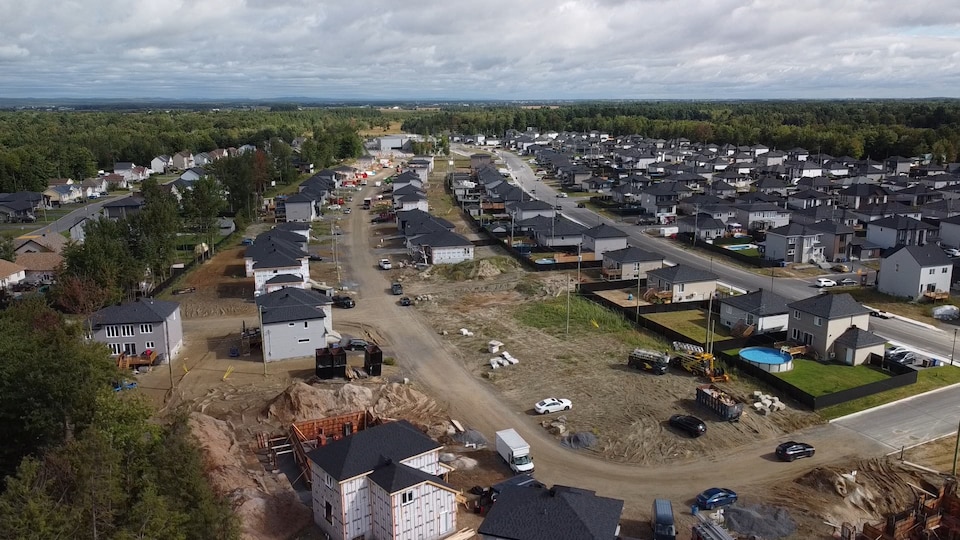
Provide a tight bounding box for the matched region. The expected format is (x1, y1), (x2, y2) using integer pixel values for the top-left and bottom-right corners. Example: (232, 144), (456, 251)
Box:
(843, 477), (960, 540)
(288, 410), (384, 486)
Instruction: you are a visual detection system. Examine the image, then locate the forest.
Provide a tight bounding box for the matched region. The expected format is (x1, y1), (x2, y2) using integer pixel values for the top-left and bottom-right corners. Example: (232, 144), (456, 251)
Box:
(0, 300), (238, 539)
(0, 108), (370, 193)
(400, 100), (960, 162)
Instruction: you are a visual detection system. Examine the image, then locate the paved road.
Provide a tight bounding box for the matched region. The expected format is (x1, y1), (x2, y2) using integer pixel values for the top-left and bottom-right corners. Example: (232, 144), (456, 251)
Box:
(490, 146), (960, 360)
(833, 383), (960, 451)
(31, 195), (120, 236)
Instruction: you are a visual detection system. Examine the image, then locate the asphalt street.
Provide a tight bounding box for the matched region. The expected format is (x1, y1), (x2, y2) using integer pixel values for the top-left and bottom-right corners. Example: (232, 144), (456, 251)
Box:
(490, 146), (960, 361)
(34, 195), (119, 236)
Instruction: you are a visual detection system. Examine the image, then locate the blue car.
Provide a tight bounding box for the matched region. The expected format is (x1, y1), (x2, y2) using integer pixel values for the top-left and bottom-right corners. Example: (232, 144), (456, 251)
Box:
(696, 487), (737, 510)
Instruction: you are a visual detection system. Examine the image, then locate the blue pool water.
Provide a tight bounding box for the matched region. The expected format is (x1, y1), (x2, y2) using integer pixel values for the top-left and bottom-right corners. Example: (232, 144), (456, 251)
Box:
(739, 347), (791, 364)
(725, 243), (758, 251)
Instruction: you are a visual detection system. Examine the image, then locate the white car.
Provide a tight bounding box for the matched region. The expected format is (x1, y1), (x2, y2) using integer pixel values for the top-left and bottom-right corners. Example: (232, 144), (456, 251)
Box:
(945, 248), (960, 258)
(534, 397), (572, 414)
(378, 258), (392, 270)
(557, 192), (568, 198)
(816, 278), (837, 288)
(327, 204), (342, 211)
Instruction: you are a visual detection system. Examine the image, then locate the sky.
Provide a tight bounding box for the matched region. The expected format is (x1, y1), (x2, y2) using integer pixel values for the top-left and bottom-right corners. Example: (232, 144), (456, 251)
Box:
(2, 0), (959, 101)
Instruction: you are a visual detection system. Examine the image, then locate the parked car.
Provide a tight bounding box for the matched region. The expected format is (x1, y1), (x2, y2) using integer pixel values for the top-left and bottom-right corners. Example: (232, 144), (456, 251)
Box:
(391, 282), (403, 295)
(831, 264), (851, 273)
(399, 296), (412, 306)
(944, 248), (960, 258)
(775, 441), (815, 461)
(815, 278), (837, 288)
(557, 192), (568, 198)
(839, 278), (858, 286)
(870, 309), (892, 319)
(534, 397), (572, 414)
(343, 207), (351, 214)
(309, 254), (324, 262)
(379, 258), (392, 270)
(696, 487), (738, 510)
(344, 338), (368, 351)
(331, 295), (356, 308)
(576, 202), (586, 208)
(668, 414), (706, 438)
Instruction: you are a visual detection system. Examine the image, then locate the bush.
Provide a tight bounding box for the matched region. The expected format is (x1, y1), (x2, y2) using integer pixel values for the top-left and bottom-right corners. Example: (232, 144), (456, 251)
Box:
(382, 357), (396, 366)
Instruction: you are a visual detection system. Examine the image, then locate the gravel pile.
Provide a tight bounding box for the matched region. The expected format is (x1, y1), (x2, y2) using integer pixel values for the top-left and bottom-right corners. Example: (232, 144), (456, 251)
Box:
(452, 429), (487, 447)
(725, 504), (797, 539)
(561, 431), (598, 449)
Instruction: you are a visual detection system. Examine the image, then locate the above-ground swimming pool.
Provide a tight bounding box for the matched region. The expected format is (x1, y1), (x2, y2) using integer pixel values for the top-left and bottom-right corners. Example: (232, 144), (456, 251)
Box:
(725, 243), (758, 251)
(739, 347), (794, 373)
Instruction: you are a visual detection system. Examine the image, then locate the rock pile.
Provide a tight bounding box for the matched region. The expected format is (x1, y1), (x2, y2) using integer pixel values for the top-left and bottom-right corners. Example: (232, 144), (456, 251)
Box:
(752, 390), (787, 415)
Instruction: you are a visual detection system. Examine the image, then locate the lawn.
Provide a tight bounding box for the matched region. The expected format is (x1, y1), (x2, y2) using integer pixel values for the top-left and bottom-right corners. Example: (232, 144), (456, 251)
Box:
(513, 296), (668, 348)
(839, 288), (957, 324)
(818, 366), (960, 420)
(776, 358), (891, 397)
(643, 310), (734, 343)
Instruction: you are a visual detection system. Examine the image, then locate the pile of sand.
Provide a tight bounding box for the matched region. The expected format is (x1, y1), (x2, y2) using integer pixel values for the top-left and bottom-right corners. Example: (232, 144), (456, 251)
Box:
(475, 259), (503, 278)
(189, 413), (312, 540)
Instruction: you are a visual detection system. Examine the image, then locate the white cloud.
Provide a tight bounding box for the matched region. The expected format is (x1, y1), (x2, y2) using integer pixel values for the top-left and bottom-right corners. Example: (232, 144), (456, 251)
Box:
(0, 0), (957, 98)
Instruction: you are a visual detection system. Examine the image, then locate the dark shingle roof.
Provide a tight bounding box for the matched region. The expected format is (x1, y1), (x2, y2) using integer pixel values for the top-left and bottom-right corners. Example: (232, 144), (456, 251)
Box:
(265, 274), (303, 285)
(720, 289), (790, 317)
(367, 461), (454, 494)
(602, 246), (663, 264)
(646, 264), (717, 284)
(834, 326), (887, 349)
(478, 485), (624, 540)
(788, 293), (870, 319)
(869, 215), (936, 231)
(583, 224), (628, 239)
(307, 420), (441, 481)
(90, 299), (179, 326)
(413, 230), (472, 248)
(882, 244), (953, 266)
(252, 251), (302, 269)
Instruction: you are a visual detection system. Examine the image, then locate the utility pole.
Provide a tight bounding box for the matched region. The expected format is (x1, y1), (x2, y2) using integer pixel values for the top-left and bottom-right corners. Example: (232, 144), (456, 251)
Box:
(952, 328), (958, 366)
(953, 418), (960, 475)
(565, 274), (571, 337)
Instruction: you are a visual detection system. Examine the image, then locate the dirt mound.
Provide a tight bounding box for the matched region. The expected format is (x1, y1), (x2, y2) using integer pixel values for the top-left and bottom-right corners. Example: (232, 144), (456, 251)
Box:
(476, 259), (503, 278)
(189, 413), (312, 540)
(725, 505), (797, 539)
(261, 382), (375, 425)
(372, 382), (445, 421)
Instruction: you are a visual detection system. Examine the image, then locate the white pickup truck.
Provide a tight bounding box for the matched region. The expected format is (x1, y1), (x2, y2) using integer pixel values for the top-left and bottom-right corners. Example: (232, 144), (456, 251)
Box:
(378, 259), (392, 270)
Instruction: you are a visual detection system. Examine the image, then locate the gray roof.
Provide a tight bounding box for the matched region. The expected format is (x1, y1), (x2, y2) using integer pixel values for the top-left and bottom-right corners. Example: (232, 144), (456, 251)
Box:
(869, 215), (936, 231)
(102, 195), (144, 208)
(882, 244), (953, 266)
(252, 251), (302, 269)
(265, 274), (303, 284)
(583, 224), (628, 239)
(788, 293), (870, 319)
(90, 298), (179, 326)
(767, 223), (820, 237)
(478, 485), (624, 540)
(834, 326), (887, 349)
(255, 287), (330, 325)
(414, 230), (472, 248)
(602, 246), (663, 264)
(307, 420), (441, 481)
(720, 289), (790, 317)
(367, 461), (454, 494)
(646, 264), (718, 284)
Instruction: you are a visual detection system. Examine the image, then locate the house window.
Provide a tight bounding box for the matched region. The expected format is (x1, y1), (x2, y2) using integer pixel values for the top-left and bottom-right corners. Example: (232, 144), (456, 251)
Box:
(105, 325), (119, 338)
(793, 310), (801, 320)
(791, 329), (800, 340)
(304, 321), (309, 328)
(120, 325), (135, 337)
(402, 491), (415, 505)
(814, 317), (822, 327)
(144, 341), (155, 350)
(725, 305), (733, 314)
(677, 283), (684, 293)
(930, 269), (936, 275)
(746, 314), (755, 325)
(109, 343), (122, 355)
(298, 338), (310, 343)
(288, 322), (295, 327)
(324, 502), (333, 524)
(324, 474), (334, 488)
(944, 267), (950, 273)
(123, 343), (137, 355)
(140, 323), (153, 333)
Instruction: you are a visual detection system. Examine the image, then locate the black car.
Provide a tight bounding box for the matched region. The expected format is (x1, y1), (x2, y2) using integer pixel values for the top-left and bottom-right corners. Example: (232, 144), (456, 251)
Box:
(344, 338), (369, 351)
(668, 414), (706, 438)
(391, 282), (403, 295)
(399, 296), (412, 306)
(775, 441), (815, 461)
(331, 295), (356, 308)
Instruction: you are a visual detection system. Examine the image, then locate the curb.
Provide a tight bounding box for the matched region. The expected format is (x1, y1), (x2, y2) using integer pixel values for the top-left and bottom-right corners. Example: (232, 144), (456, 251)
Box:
(829, 381), (960, 423)
(863, 304), (941, 332)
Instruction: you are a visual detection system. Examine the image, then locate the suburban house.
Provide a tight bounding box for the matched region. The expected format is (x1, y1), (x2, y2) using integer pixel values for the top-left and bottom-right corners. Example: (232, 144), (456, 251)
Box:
(731, 202), (791, 231)
(14, 232), (67, 255)
(282, 193), (319, 222)
(637, 183), (679, 223)
(719, 289), (790, 334)
(172, 151), (195, 170)
(478, 484), (624, 540)
(645, 264), (718, 302)
(877, 244), (953, 300)
(14, 252), (62, 284)
(786, 293), (883, 365)
(307, 420), (458, 540)
(150, 155), (172, 174)
(939, 215), (960, 249)
(676, 213), (726, 242)
(0, 192), (41, 223)
(410, 230), (474, 265)
(506, 199), (556, 221)
(764, 223), (825, 264)
(525, 216), (586, 248)
(600, 246), (664, 280)
(581, 224), (628, 258)
(102, 195), (145, 220)
(0, 259), (26, 288)
(113, 162), (136, 180)
(809, 221), (856, 263)
(865, 215), (935, 249)
(253, 250), (308, 296)
(255, 288), (333, 362)
(80, 178), (109, 198)
(88, 298), (183, 360)
(43, 184), (82, 206)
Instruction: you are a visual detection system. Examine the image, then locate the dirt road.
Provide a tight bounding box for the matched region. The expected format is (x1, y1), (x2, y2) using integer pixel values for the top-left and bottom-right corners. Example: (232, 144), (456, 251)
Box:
(335, 184), (892, 522)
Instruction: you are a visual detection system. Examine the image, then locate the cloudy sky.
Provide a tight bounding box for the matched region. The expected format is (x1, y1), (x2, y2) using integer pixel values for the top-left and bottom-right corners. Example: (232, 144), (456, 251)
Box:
(2, 0), (959, 100)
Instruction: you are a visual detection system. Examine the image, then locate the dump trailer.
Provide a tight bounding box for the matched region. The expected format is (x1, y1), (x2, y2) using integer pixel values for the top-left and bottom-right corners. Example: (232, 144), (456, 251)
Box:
(696, 384), (743, 421)
(628, 349), (670, 375)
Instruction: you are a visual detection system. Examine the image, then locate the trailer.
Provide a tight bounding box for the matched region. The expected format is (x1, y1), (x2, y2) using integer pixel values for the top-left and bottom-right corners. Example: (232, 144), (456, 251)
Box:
(628, 348), (670, 375)
(696, 384), (743, 421)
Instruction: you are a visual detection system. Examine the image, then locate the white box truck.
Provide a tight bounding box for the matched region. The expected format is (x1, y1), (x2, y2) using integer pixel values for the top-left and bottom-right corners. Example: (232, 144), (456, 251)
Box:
(496, 429), (534, 473)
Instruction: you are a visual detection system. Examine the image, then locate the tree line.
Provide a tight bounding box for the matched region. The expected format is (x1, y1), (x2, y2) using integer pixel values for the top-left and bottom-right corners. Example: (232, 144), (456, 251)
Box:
(0, 109), (368, 193)
(0, 300), (238, 539)
(400, 100), (960, 162)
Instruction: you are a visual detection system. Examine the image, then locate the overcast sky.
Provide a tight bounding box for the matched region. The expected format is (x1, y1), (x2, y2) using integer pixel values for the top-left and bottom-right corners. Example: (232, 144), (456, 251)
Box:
(2, 0), (959, 100)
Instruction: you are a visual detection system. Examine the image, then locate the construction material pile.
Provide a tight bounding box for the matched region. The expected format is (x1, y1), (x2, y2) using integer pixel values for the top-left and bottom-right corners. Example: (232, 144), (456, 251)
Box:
(752, 390), (787, 414)
(725, 504), (797, 539)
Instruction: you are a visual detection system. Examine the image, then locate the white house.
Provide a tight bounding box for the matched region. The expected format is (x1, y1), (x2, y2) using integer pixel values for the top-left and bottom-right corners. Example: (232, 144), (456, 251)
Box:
(0, 259), (26, 288)
(600, 246), (664, 281)
(877, 244), (953, 300)
(866, 216), (936, 249)
(150, 155), (172, 174)
(411, 230), (474, 264)
(253, 251), (308, 296)
(307, 420), (458, 540)
(581, 224), (628, 258)
(645, 265), (718, 302)
(256, 288), (333, 362)
(939, 215), (960, 249)
(719, 289), (790, 334)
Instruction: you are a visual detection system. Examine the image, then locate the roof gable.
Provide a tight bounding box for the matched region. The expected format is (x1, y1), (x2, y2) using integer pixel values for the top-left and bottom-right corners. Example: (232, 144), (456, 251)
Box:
(307, 420), (441, 481)
(787, 293), (869, 319)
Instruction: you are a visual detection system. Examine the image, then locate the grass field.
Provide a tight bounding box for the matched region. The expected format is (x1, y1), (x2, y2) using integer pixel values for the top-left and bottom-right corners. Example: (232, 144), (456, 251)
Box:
(839, 288), (956, 323)
(818, 366), (960, 420)
(514, 295), (668, 349)
(776, 358), (891, 396)
(643, 310), (734, 342)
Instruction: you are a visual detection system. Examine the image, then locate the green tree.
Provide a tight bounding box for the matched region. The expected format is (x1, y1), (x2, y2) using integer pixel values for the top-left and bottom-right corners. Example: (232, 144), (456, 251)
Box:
(183, 176), (227, 255)
(60, 217), (145, 303)
(0, 233), (14, 262)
